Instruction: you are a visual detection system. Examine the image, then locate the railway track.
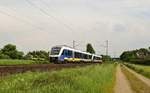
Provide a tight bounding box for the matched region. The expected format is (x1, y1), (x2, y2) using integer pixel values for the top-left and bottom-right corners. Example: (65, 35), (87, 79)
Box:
(0, 63), (87, 76)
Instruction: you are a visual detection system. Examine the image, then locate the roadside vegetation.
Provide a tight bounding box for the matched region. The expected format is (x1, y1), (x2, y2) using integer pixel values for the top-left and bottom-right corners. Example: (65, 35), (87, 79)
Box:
(0, 59), (35, 65)
(0, 59), (50, 65)
(0, 63), (116, 93)
(124, 63), (150, 78)
(121, 65), (150, 93)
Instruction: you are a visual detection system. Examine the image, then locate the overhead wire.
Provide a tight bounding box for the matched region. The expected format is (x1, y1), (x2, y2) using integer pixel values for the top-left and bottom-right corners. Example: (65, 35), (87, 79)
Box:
(38, 0), (75, 29)
(0, 9), (43, 31)
(39, 0), (95, 33)
(25, 0), (74, 31)
(7, 7), (45, 30)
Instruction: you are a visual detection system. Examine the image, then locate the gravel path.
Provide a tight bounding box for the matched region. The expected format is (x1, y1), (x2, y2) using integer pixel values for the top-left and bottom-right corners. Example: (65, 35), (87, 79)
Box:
(114, 65), (133, 93)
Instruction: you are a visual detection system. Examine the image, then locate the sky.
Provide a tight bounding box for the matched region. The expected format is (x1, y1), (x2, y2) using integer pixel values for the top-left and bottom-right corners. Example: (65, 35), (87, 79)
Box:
(0, 0), (150, 57)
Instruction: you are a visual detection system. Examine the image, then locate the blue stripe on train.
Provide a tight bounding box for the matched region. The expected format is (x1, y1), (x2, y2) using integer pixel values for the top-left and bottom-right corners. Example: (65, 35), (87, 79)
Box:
(59, 55), (72, 61)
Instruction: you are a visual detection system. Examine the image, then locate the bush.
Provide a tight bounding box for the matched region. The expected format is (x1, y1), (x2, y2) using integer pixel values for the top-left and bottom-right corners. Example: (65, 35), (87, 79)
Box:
(25, 51), (49, 61)
(0, 54), (10, 59)
(124, 63), (150, 78)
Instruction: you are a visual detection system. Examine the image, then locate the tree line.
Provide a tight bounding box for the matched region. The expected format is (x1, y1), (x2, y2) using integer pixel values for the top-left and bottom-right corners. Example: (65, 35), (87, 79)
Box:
(120, 47), (150, 64)
(0, 44), (49, 61)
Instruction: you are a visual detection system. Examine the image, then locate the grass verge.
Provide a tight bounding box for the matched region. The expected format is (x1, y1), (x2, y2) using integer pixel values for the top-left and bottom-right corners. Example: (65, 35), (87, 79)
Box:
(124, 63), (150, 78)
(121, 65), (150, 93)
(0, 63), (116, 93)
(0, 59), (35, 65)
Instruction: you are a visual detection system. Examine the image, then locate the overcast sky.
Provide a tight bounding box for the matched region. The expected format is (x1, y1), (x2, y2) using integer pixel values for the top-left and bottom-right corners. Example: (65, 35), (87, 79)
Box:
(0, 0), (150, 57)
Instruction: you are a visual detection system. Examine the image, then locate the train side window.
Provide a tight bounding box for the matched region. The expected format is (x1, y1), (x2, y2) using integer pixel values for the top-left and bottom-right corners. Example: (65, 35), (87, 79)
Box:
(65, 50), (68, 56)
(94, 56), (96, 60)
(78, 52), (81, 58)
(85, 54), (87, 59)
(89, 55), (92, 59)
(83, 54), (85, 59)
(75, 52), (78, 58)
(87, 55), (89, 59)
(79, 53), (82, 58)
(68, 50), (72, 57)
(80, 53), (84, 59)
(62, 49), (68, 56)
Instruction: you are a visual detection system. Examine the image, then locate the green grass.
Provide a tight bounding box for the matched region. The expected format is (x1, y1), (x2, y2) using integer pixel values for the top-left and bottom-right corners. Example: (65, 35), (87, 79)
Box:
(0, 59), (34, 65)
(124, 63), (150, 78)
(134, 64), (150, 72)
(0, 63), (116, 93)
(121, 66), (150, 93)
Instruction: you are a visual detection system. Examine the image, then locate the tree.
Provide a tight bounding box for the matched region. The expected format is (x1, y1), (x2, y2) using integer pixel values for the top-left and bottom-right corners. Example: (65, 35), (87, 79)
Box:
(120, 47), (150, 63)
(25, 50), (49, 60)
(1, 44), (24, 59)
(120, 51), (136, 61)
(0, 50), (10, 59)
(86, 43), (95, 54)
(16, 51), (24, 59)
(136, 48), (149, 59)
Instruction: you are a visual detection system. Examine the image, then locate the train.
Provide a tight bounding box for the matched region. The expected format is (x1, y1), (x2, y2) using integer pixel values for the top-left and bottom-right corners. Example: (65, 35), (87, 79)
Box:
(49, 45), (102, 63)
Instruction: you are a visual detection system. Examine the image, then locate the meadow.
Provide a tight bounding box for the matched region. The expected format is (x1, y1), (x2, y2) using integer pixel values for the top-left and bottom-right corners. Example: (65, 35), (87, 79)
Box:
(124, 63), (150, 78)
(0, 63), (116, 93)
(0, 59), (35, 65)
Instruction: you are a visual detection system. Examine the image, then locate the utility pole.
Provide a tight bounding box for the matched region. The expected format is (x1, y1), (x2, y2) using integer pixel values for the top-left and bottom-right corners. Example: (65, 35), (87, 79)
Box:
(73, 40), (75, 49)
(72, 40), (75, 60)
(113, 51), (116, 58)
(106, 40), (108, 56)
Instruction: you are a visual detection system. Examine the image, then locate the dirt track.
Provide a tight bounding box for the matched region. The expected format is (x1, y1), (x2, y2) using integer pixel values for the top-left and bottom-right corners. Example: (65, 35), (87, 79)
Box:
(0, 63), (86, 76)
(114, 64), (150, 93)
(114, 65), (133, 93)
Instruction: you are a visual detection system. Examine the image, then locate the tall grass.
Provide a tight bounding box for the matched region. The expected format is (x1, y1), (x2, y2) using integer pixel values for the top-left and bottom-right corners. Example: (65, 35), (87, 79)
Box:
(124, 63), (150, 78)
(0, 63), (116, 93)
(0, 59), (34, 65)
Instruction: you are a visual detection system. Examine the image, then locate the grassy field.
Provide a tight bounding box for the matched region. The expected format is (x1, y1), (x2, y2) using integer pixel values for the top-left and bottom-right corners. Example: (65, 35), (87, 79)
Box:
(0, 63), (116, 93)
(124, 63), (150, 78)
(0, 59), (34, 65)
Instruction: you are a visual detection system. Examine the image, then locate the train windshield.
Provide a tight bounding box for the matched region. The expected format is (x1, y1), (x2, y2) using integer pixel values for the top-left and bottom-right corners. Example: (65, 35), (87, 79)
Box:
(51, 47), (61, 55)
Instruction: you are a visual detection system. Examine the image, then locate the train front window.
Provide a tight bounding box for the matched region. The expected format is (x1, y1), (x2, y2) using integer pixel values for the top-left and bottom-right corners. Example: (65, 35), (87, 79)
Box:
(51, 47), (61, 55)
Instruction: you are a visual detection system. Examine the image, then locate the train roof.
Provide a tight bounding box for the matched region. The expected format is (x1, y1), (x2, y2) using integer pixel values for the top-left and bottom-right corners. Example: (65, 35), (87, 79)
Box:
(52, 45), (101, 57)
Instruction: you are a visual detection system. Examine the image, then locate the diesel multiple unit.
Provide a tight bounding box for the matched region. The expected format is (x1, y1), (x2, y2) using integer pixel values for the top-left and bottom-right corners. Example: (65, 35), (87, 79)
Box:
(49, 45), (102, 63)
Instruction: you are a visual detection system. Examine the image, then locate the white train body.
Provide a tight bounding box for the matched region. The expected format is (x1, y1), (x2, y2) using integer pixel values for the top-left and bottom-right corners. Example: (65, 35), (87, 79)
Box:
(49, 45), (102, 63)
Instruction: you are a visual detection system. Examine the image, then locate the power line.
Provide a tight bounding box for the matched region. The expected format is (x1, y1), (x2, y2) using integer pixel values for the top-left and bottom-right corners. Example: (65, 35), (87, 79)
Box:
(25, 0), (74, 31)
(39, 0), (99, 35)
(38, 0), (75, 28)
(6, 7), (45, 30)
(94, 40), (109, 56)
(73, 40), (75, 49)
(0, 9), (43, 31)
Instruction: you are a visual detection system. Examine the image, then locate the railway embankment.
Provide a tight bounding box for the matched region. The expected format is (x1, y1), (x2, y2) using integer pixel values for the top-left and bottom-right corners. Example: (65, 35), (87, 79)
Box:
(0, 63), (87, 76)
